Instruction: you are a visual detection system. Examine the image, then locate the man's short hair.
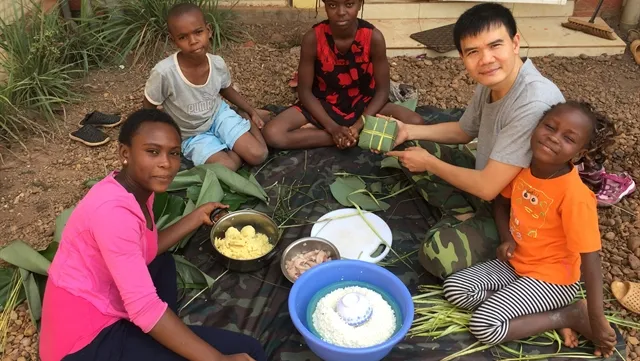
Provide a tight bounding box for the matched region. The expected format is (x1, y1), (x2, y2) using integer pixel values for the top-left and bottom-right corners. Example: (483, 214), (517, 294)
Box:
(453, 3), (517, 53)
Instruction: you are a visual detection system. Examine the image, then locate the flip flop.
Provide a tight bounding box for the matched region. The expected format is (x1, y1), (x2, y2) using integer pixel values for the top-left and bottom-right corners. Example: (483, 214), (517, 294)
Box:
(69, 125), (111, 147)
(79, 111), (123, 128)
(611, 280), (640, 314)
(632, 40), (640, 65)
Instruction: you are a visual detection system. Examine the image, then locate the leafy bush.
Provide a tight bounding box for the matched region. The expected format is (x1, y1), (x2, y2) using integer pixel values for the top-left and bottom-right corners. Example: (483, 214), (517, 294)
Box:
(0, 1), (99, 142)
(0, 0), (241, 145)
(98, 0), (243, 66)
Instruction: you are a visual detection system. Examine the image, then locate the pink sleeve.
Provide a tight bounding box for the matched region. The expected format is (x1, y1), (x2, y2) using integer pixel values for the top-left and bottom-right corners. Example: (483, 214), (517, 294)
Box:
(91, 202), (167, 333)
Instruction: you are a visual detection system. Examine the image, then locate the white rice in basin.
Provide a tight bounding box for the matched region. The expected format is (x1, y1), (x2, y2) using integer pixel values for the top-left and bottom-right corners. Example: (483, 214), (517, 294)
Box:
(311, 286), (397, 348)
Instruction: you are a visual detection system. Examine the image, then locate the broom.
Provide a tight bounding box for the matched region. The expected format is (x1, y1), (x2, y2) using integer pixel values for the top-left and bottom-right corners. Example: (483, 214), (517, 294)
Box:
(562, 0), (617, 40)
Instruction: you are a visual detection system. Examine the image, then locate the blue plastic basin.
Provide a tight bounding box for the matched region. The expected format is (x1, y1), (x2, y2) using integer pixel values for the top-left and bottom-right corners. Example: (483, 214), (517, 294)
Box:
(288, 260), (414, 361)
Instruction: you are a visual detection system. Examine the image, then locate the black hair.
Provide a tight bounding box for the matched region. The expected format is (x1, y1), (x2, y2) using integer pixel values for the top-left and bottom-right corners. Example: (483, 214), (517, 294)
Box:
(316, 0), (365, 19)
(453, 3), (517, 53)
(118, 109), (182, 146)
(167, 2), (205, 30)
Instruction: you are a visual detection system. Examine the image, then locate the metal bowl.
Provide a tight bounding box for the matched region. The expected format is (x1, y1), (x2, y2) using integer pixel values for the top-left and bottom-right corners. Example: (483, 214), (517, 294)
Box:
(210, 210), (281, 272)
(281, 237), (341, 283)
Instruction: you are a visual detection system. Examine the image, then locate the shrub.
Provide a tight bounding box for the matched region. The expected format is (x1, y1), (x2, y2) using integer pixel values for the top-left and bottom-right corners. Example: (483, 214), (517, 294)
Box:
(0, 0), (241, 145)
(97, 0), (243, 66)
(0, 1), (99, 142)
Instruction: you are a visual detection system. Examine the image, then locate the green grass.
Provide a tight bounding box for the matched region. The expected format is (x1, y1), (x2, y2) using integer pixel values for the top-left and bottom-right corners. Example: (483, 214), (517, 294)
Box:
(0, 0), (241, 146)
(96, 0), (243, 66)
(0, 1), (110, 145)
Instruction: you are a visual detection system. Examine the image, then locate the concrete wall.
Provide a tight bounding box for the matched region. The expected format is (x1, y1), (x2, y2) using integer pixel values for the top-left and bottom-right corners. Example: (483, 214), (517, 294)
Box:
(0, 0), (22, 23)
(573, 0), (623, 16)
(0, 0), (57, 23)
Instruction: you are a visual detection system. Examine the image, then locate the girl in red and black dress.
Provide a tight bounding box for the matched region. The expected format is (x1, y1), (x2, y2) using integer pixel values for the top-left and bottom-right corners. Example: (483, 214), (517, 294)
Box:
(262, 0), (423, 150)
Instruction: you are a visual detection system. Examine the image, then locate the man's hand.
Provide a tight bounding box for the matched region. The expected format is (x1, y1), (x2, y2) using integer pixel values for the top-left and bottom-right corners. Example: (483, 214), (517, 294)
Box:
(197, 202), (229, 227)
(329, 125), (356, 149)
(591, 316), (616, 358)
(386, 147), (433, 172)
(392, 118), (409, 148)
(496, 240), (516, 262)
(369, 115), (408, 154)
(249, 111), (265, 129)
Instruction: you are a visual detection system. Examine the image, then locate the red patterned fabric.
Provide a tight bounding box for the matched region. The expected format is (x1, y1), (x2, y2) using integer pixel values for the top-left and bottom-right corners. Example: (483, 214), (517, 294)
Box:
(294, 19), (376, 128)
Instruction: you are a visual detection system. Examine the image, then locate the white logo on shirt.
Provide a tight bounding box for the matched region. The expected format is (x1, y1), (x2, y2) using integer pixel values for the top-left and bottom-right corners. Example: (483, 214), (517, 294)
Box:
(187, 92), (216, 114)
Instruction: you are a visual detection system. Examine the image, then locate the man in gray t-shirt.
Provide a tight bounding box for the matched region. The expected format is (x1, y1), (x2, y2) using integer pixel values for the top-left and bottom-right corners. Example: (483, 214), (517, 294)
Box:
(386, 4), (564, 279)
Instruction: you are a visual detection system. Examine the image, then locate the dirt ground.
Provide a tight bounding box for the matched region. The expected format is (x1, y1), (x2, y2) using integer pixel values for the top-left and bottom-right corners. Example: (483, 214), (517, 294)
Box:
(1, 20), (640, 361)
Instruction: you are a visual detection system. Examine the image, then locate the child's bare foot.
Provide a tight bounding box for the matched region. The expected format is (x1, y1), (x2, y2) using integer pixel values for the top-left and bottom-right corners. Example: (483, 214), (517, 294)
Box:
(564, 300), (615, 357)
(565, 300), (595, 344)
(558, 328), (579, 348)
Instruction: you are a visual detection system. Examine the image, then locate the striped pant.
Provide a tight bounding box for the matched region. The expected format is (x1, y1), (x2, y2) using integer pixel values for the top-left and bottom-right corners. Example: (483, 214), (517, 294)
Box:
(442, 259), (580, 345)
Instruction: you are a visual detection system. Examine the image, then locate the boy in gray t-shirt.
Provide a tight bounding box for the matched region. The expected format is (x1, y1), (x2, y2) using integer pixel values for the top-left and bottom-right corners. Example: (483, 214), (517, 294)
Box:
(386, 4), (564, 279)
(143, 4), (267, 171)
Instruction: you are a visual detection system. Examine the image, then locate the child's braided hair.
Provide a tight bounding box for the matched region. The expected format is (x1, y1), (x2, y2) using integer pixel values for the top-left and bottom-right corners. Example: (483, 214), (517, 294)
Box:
(579, 101), (617, 165)
(542, 101), (617, 166)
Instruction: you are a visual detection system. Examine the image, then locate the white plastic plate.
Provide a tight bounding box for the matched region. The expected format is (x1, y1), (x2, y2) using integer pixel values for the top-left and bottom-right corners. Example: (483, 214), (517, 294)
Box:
(310, 208), (392, 263)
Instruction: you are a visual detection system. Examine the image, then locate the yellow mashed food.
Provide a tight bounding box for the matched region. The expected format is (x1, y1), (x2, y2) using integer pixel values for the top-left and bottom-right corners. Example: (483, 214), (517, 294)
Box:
(214, 226), (273, 260)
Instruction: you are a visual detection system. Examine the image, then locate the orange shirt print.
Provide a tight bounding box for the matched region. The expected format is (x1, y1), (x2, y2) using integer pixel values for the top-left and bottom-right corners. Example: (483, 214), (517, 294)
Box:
(500, 167), (601, 285)
(511, 178), (553, 239)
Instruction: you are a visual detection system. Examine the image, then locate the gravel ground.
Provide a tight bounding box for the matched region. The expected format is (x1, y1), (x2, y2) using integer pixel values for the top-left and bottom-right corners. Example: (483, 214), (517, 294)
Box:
(0, 21), (639, 360)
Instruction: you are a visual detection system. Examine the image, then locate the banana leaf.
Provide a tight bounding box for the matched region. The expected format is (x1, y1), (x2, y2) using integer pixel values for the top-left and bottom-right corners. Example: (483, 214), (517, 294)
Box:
(195, 169), (224, 207)
(0, 268), (21, 312)
(53, 207), (74, 243)
(0, 241), (51, 276)
(39, 242), (59, 263)
(381, 157), (402, 169)
(396, 97), (418, 112)
(154, 192), (187, 231)
(330, 176), (390, 211)
(19, 269), (46, 329)
(222, 193), (251, 211)
(186, 185), (202, 203)
(173, 254), (215, 289)
(175, 200), (197, 250)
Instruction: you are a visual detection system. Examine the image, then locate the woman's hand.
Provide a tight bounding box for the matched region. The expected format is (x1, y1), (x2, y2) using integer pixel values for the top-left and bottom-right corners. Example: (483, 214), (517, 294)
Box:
(198, 202), (229, 227)
(591, 316), (616, 358)
(329, 125), (356, 149)
(386, 147), (433, 172)
(496, 240), (516, 262)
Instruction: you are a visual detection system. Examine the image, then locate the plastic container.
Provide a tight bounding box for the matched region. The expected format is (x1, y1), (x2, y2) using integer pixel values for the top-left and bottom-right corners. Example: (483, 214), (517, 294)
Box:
(288, 260), (414, 361)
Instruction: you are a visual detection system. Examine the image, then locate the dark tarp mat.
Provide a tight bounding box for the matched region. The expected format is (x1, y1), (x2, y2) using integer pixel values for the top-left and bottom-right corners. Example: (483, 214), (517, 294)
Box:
(177, 107), (626, 361)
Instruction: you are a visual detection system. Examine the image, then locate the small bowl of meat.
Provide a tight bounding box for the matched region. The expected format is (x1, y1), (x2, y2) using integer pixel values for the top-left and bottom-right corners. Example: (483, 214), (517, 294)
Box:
(281, 237), (341, 283)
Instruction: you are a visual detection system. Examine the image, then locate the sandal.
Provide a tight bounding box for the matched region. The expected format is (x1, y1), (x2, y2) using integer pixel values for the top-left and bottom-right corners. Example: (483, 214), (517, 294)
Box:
(612, 281), (640, 314)
(69, 125), (111, 147)
(288, 71), (298, 88)
(632, 40), (640, 65)
(596, 172), (636, 207)
(576, 161), (605, 186)
(79, 111), (123, 128)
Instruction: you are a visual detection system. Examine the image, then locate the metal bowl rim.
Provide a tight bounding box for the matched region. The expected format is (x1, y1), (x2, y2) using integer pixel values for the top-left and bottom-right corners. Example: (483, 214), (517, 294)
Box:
(210, 209), (280, 262)
(280, 237), (341, 283)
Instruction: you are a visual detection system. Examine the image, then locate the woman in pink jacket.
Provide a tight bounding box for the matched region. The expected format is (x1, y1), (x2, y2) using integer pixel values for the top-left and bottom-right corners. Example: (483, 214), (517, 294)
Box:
(40, 109), (266, 361)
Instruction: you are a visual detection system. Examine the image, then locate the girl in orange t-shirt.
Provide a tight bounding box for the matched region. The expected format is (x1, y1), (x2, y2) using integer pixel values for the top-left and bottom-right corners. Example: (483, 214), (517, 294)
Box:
(443, 101), (616, 358)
